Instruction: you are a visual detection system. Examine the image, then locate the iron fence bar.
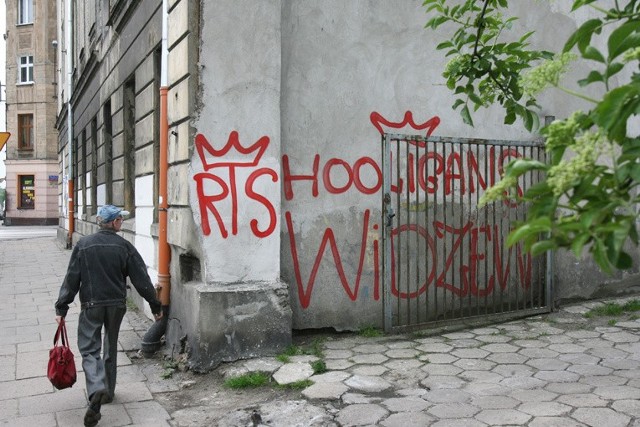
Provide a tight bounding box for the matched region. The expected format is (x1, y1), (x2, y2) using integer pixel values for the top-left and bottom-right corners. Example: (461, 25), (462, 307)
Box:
(415, 142), (421, 325)
(382, 133), (392, 333)
(405, 141), (410, 325)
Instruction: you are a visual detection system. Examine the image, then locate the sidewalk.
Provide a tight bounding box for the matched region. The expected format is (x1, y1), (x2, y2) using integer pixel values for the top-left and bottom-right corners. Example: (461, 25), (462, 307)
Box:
(0, 235), (171, 426)
(2, 234), (640, 426)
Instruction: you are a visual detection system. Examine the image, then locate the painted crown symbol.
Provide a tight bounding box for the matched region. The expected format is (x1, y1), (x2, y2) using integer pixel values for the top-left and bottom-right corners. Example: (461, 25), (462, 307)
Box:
(195, 131), (269, 171)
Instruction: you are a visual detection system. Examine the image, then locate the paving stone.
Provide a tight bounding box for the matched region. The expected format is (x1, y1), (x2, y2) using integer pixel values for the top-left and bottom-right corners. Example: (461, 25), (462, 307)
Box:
(420, 375), (467, 390)
(415, 337), (446, 345)
(527, 358), (569, 370)
(380, 412), (435, 427)
(518, 401), (572, 416)
(336, 403), (388, 426)
(535, 370), (580, 383)
(302, 382), (349, 400)
(588, 347), (629, 359)
(593, 385), (640, 399)
(352, 344), (389, 354)
(341, 393), (379, 404)
(471, 395), (519, 409)
(125, 400), (172, 424)
(424, 388), (471, 404)
(17, 387), (87, 416)
(602, 332), (640, 343)
(565, 330), (601, 339)
(344, 375), (392, 393)
(442, 332), (476, 340)
(510, 388), (557, 402)
(487, 353), (529, 364)
(386, 340), (415, 349)
(567, 364), (613, 376)
(310, 371), (351, 383)
(601, 358), (640, 369)
(464, 382), (512, 396)
(544, 382), (593, 394)
(0, 399), (18, 419)
(421, 354), (458, 364)
(385, 348), (420, 358)
(475, 408), (531, 425)
(351, 353), (389, 365)
(512, 339), (543, 348)
(272, 362), (314, 385)
(324, 349), (354, 359)
(548, 343), (588, 353)
(381, 396), (430, 412)
(558, 353), (601, 365)
(451, 348), (489, 359)
(431, 419), (487, 427)
(580, 375), (628, 387)
(450, 339), (482, 348)
(615, 369), (640, 379)
(528, 417), (588, 427)
(428, 403), (479, 418)
(352, 365), (388, 376)
(422, 364), (463, 376)
(476, 334), (511, 343)
(0, 413), (56, 427)
(492, 364), (534, 378)
(481, 343), (520, 353)
(415, 343), (454, 353)
(556, 393), (609, 408)
(541, 334), (575, 344)
(242, 357), (284, 373)
(324, 359), (355, 370)
(454, 358), (495, 371)
(396, 388), (428, 397)
(384, 358), (423, 371)
(459, 370), (504, 383)
(572, 407), (631, 427)
(520, 348), (560, 358)
(611, 399), (640, 417)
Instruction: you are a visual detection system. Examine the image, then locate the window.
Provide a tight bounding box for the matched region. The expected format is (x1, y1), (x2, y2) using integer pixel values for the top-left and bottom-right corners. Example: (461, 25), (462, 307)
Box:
(123, 77), (136, 214)
(18, 0), (33, 25)
(19, 56), (34, 83)
(19, 175), (35, 209)
(18, 114), (33, 150)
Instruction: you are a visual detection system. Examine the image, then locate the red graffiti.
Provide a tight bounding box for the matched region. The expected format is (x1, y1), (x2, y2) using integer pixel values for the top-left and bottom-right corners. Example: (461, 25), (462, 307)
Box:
(287, 212), (533, 307)
(194, 131), (278, 238)
(286, 209), (379, 309)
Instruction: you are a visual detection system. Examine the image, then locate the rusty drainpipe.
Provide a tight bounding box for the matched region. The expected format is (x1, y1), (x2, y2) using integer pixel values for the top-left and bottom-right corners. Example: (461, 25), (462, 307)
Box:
(65, 0), (74, 248)
(142, 0), (170, 354)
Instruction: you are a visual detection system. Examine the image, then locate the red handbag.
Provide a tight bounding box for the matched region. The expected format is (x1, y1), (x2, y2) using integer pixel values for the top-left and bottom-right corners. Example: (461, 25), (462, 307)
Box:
(47, 318), (77, 389)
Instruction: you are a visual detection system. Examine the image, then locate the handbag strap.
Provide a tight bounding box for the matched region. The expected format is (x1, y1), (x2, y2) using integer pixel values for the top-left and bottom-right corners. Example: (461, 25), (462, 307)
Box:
(53, 318), (70, 348)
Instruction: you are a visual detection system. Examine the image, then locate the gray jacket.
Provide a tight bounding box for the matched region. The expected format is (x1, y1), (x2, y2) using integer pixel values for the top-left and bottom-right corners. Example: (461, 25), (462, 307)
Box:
(55, 229), (161, 317)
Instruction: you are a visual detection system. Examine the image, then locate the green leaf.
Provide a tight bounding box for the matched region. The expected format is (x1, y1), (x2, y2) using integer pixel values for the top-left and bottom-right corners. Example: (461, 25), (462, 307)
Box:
(606, 62), (625, 79)
(583, 46), (605, 63)
(461, 104), (474, 127)
(570, 233), (591, 258)
(507, 217), (552, 247)
(531, 240), (556, 256)
(608, 20), (640, 61)
(578, 70), (604, 87)
(594, 84), (640, 141)
(436, 41), (454, 50)
(563, 19), (602, 53)
(505, 159), (548, 177)
(614, 251), (633, 269)
(571, 0), (597, 11)
(504, 111), (516, 125)
(592, 238), (612, 273)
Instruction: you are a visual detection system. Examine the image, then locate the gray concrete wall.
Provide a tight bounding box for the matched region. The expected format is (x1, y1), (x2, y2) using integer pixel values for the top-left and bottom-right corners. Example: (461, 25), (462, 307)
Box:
(192, 0), (640, 334)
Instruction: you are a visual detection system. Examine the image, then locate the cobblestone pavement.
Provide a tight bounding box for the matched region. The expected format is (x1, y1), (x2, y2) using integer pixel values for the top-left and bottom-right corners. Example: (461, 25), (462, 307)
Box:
(2, 232), (640, 426)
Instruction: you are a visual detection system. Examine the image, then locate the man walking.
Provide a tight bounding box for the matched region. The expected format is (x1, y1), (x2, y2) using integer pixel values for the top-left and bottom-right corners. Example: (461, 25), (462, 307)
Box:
(54, 205), (163, 427)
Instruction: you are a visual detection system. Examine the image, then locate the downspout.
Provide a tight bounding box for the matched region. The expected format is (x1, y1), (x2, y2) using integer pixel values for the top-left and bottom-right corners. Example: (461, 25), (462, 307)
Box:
(65, 0), (74, 248)
(142, 0), (170, 354)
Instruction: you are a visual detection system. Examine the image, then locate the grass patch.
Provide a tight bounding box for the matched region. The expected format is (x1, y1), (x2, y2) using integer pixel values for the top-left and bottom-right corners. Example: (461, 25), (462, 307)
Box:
(311, 360), (327, 375)
(276, 340), (325, 362)
(126, 297), (138, 312)
(276, 379), (313, 390)
(224, 372), (270, 389)
(608, 319), (618, 326)
(584, 300), (640, 318)
(358, 325), (383, 338)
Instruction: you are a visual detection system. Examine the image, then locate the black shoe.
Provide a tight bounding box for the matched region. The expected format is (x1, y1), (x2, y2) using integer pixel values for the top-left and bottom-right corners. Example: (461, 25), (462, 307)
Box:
(101, 394), (113, 404)
(84, 390), (107, 427)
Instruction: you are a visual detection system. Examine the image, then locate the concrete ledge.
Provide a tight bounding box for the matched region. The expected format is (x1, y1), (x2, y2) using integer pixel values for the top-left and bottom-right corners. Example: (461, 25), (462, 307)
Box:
(169, 279), (292, 372)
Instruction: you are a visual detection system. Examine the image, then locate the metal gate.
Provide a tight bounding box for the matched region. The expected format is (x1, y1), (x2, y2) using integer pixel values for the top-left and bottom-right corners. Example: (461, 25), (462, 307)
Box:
(381, 134), (552, 333)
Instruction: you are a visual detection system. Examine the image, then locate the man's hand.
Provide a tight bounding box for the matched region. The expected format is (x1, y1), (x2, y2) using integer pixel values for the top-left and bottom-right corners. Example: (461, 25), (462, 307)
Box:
(154, 311), (164, 321)
(55, 315), (64, 325)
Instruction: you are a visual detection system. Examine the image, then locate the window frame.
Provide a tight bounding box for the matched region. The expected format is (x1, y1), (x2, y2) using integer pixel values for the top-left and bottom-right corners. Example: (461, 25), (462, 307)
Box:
(18, 55), (34, 84)
(17, 113), (33, 150)
(18, 0), (33, 25)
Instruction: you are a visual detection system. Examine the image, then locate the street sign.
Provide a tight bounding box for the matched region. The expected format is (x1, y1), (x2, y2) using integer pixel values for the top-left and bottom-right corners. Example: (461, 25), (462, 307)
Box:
(0, 132), (10, 151)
